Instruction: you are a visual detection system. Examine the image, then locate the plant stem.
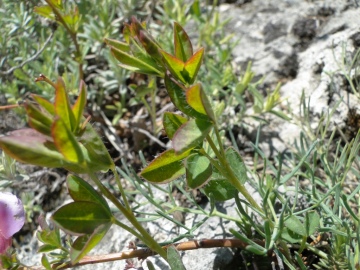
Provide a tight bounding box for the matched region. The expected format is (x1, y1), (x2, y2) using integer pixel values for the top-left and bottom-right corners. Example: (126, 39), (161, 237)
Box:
(44, 0), (84, 79)
(112, 218), (145, 242)
(205, 135), (264, 214)
(113, 169), (131, 210)
(88, 172), (167, 259)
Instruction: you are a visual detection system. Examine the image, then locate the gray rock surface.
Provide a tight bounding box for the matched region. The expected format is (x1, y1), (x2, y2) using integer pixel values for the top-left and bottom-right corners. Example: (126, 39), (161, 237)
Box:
(220, 0), (360, 157)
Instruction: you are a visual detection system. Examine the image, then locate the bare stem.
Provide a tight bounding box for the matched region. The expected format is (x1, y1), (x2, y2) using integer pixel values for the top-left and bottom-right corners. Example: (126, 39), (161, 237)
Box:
(26, 239), (263, 269)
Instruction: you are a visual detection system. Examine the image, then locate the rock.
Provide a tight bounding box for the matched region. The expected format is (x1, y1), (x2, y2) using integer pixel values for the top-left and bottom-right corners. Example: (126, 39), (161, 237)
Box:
(219, 0), (360, 158)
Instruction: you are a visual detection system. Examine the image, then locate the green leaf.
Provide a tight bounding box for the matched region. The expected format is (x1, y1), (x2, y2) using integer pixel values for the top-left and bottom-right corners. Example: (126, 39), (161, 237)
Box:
(25, 103), (53, 135)
(52, 117), (84, 164)
(104, 38), (130, 52)
(245, 244), (267, 255)
(54, 77), (76, 132)
(184, 47), (204, 84)
(41, 254), (52, 270)
(173, 119), (213, 154)
(28, 117), (52, 137)
(160, 50), (186, 83)
(174, 22), (193, 62)
(225, 147), (247, 185)
(131, 84), (153, 99)
(37, 217), (62, 247)
(167, 245), (186, 270)
(110, 46), (163, 76)
(164, 74), (208, 120)
(146, 260), (156, 270)
(281, 228), (303, 244)
(185, 153), (212, 189)
(52, 202), (112, 235)
(305, 211), (320, 236)
(122, 23), (132, 43)
(67, 174), (110, 214)
(0, 128), (67, 168)
(163, 112), (187, 139)
(269, 110), (292, 121)
(186, 83), (215, 121)
(203, 179), (237, 201)
(37, 230), (61, 249)
(284, 216), (306, 237)
(63, 7), (79, 31)
(72, 80), (87, 134)
(31, 94), (55, 115)
(48, 0), (63, 9)
(34, 6), (55, 20)
(70, 223), (111, 264)
(247, 84), (264, 113)
(190, 0), (201, 17)
(140, 149), (190, 183)
(76, 123), (114, 172)
(160, 47), (204, 84)
(37, 244), (59, 253)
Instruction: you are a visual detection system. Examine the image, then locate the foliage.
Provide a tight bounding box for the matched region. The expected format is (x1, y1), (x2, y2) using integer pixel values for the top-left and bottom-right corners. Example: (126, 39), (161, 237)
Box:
(0, 1), (359, 270)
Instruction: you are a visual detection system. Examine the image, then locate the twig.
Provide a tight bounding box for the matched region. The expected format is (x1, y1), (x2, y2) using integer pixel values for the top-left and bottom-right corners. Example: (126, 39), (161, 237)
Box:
(44, 0), (84, 79)
(132, 126), (167, 148)
(25, 238), (263, 270)
(0, 32), (54, 75)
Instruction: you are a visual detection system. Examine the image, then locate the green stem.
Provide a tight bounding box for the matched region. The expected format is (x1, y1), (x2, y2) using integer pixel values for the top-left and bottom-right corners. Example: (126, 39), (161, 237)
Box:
(113, 169), (131, 211)
(213, 126), (226, 157)
(150, 88), (157, 134)
(88, 172), (167, 259)
(305, 243), (328, 259)
(112, 218), (145, 242)
(44, 0), (84, 79)
(205, 135), (264, 214)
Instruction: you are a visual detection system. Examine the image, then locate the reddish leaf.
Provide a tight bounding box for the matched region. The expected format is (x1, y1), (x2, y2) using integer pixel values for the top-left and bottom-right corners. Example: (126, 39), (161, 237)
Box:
(174, 22), (193, 62)
(138, 30), (162, 62)
(163, 112), (187, 139)
(164, 74), (208, 120)
(54, 77), (76, 132)
(72, 80), (87, 134)
(110, 46), (163, 76)
(160, 47), (204, 84)
(173, 119), (213, 154)
(140, 149), (191, 183)
(0, 128), (66, 168)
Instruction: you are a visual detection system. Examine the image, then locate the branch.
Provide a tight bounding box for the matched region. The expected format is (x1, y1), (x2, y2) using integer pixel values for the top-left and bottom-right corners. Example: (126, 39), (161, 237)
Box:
(0, 32), (54, 75)
(24, 238), (265, 270)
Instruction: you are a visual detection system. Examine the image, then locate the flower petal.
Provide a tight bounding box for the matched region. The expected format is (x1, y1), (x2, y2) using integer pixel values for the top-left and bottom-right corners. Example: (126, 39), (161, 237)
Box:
(0, 233), (11, 254)
(0, 192), (25, 239)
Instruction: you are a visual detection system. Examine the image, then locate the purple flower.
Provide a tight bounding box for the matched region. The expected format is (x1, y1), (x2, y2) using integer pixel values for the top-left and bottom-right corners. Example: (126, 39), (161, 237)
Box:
(0, 192), (25, 254)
